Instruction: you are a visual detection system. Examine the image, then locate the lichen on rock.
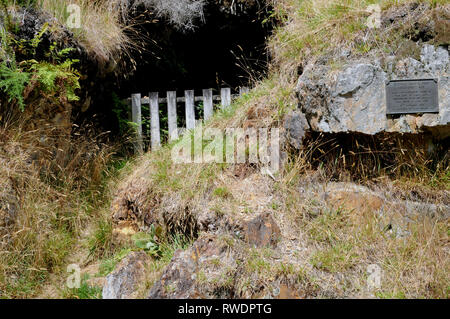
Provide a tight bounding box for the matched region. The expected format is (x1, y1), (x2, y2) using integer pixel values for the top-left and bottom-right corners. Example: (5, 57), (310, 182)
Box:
(296, 44), (449, 140)
(102, 251), (151, 299)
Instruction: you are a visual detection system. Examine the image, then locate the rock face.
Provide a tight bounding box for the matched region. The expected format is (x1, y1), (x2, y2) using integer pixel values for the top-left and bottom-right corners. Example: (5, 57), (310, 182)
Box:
(284, 110), (310, 149)
(296, 44), (450, 138)
(102, 251), (150, 299)
(111, 179), (156, 231)
(6, 7), (119, 126)
(325, 184), (385, 214)
(323, 182), (450, 220)
(147, 214), (283, 299)
(0, 178), (18, 232)
(148, 235), (235, 299)
(243, 212), (281, 248)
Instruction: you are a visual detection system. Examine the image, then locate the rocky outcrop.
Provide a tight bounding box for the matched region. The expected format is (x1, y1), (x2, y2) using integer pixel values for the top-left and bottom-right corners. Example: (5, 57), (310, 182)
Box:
(296, 44), (449, 138)
(243, 212), (281, 248)
(148, 213), (283, 299)
(0, 179), (18, 231)
(284, 110), (310, 150)
(325, 184), (385, 215)
(323, 182), (450, 220)
(148, 234), (236, 299)
(2, 7), (121, 131)
(102, 251), (150, 299)
(111, 179), (155, 230)
(0, 142), (24, 238)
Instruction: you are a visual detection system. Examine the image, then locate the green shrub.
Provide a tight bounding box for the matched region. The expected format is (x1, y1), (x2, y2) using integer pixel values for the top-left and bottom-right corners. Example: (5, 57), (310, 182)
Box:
(63, 274), (102, 299)
(0, 60), (30, 111)
(213, 187), (232, 198)
(0, 21), (80, 111)
(30, 58), (80, 102)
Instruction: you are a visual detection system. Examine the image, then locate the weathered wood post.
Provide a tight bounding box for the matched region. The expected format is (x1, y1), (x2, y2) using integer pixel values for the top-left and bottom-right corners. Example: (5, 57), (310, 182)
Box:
(185, 90), (196, 130)
(167, 91), (178, 142)
(203, 88), (213, 121)
(149, 92), (161, 150)
(131, 93), (143, 154)
(221, 88), (231, 109)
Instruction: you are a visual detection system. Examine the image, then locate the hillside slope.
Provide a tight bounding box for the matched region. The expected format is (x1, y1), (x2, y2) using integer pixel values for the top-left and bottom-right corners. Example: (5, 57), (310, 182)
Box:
(0, 0), (448, 299)
(96, 0), (449, 299)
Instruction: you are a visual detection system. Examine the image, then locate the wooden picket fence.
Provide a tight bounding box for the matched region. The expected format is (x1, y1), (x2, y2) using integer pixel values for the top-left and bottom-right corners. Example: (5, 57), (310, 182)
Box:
(130, 87), (250, 153)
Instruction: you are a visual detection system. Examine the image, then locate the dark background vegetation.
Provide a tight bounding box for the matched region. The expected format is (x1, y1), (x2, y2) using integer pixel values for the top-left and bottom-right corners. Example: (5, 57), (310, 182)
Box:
(119, 2), (272, 96)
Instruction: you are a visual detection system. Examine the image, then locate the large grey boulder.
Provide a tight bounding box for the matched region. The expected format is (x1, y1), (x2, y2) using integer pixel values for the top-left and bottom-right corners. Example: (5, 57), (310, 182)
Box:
(284, 110), (310, 149)
(148, 234), (236, 299)
(147, 213), (283, 299)
(296, 44), (450, 138)
(102, 251), (150, 299)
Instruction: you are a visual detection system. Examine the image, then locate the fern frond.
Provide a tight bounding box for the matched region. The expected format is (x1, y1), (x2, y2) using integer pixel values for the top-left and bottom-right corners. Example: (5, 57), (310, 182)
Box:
(0, 61), (30, 111)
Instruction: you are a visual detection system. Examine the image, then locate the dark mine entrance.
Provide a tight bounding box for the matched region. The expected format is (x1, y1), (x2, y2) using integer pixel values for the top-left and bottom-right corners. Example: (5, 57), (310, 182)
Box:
(80, 2), (273, 141)
(118, 2), (272, 96)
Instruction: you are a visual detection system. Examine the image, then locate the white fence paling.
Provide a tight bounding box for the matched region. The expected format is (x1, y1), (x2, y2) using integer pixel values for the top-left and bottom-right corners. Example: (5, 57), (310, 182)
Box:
(203, 88), (213, 121)
(167, 91), (178, 142)
(221, 88), (231, 110)
(185, 90), (196, 130)
(131, 93), (143, 154)
(130, 87), (249, 153)
(149, 92), (161, 150)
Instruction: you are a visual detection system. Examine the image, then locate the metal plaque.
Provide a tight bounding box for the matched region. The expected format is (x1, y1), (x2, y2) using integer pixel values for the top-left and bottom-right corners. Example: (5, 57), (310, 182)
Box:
(386, 79), (439, 115)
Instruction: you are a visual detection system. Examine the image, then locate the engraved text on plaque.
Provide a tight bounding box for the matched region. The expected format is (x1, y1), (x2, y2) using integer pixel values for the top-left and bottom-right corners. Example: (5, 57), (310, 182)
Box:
(386, 79), (439, 115)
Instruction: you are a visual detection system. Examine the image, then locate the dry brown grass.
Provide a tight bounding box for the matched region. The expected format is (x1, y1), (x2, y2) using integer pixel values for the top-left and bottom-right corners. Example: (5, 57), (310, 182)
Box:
(107, 86), (448, 298)
(105, 1), (449, 297)
(0, 118), (116, 298)
(18, 0), (446, 299)
(275, 164), (449, 298)
(284, 131), (450, 189)
(269, 0), (449, 74)
(38, 0), (134, 63)
(38, 0), (209, 64)
(113, 135), (448, 298)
